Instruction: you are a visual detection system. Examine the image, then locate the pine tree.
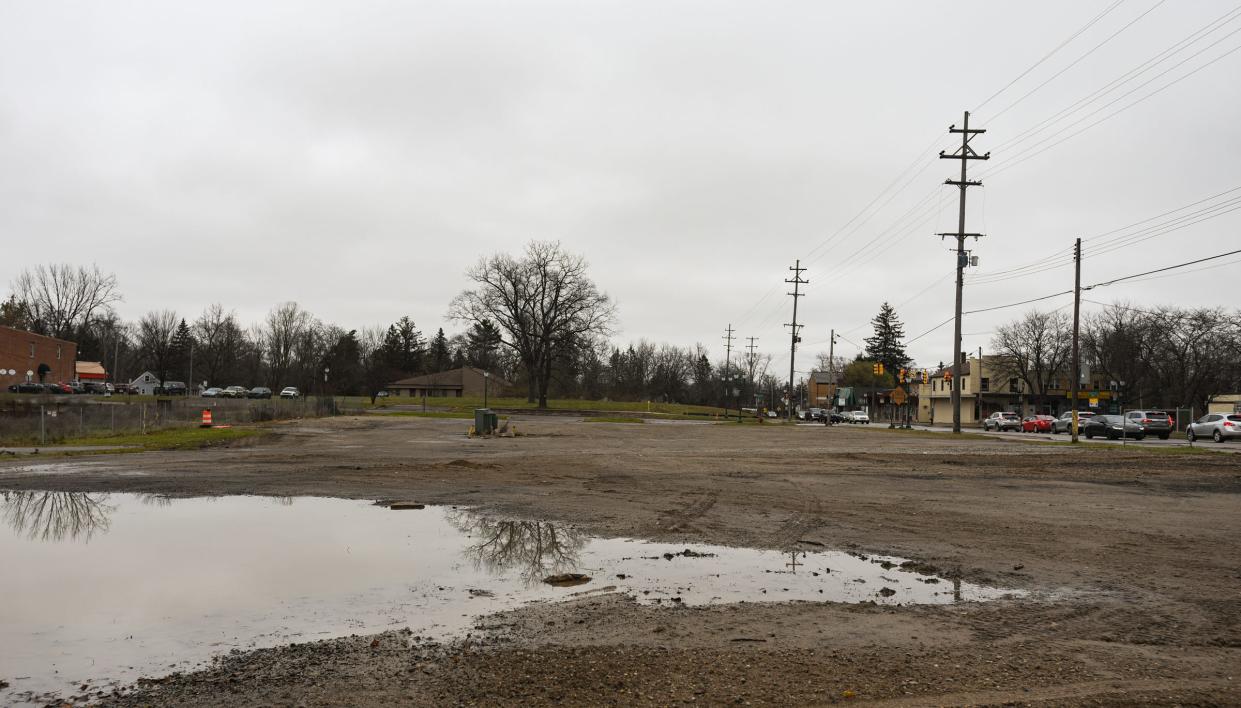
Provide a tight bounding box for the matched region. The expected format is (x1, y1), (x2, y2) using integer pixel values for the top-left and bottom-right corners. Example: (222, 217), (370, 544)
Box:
(430, 328), (451, 373)
(380, 316), (424, 374)
(863, 302), (911, 377)
(171, 318), (194, 380)
(466, 319), (503, 370)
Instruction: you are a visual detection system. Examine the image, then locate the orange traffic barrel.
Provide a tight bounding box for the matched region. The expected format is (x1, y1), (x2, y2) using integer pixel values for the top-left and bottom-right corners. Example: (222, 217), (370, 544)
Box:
(200, 408), (213, 428)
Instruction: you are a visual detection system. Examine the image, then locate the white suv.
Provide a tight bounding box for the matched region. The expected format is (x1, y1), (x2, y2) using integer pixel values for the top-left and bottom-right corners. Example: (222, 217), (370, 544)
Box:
(279, 387), (301, 399)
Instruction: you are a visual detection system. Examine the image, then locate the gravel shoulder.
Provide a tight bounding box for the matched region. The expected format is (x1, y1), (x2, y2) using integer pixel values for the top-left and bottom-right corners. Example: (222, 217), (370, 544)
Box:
(2, 415), (1239, 706)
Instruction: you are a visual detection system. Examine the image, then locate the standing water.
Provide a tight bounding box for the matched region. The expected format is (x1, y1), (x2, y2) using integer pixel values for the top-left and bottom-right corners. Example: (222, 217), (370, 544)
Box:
(0, 491), (1018, 703)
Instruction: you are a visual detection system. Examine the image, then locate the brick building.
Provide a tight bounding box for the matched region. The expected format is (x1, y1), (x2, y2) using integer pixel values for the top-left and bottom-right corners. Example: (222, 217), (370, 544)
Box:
(386, 367), (510, 398)
(0, 325), (78, 389)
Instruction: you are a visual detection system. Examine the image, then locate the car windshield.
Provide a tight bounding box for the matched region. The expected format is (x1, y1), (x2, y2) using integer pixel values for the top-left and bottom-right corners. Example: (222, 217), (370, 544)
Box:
(1229, 415), (1241, 422)
(1001, 413), (1018, 419)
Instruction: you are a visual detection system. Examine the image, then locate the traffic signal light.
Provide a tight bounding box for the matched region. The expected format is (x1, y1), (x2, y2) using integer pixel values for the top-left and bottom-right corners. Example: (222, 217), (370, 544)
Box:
(944, 370), (953, 383)
(872, 363), (879, 375)
(899, 368), (906, 383)
(921, 370), (929, 384)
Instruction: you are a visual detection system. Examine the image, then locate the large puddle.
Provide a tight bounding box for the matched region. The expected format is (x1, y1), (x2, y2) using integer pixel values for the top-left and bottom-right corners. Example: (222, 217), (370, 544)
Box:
(0, 492), (1018, 702)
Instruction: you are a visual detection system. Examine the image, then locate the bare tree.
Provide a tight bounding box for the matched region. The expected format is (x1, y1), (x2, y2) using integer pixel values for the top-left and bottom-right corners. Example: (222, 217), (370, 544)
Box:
(446, 509), (586, 586)
(264, 302), (314, 389)
(1084, 304), (1240, 411)
(136, 310), (180, 384)
(989, 309), (1073, 410)
(450, 241), (615, 408)
(193, 304), (245, 387)
(2, 491), (114, 542)
(11, 264), (121, 340)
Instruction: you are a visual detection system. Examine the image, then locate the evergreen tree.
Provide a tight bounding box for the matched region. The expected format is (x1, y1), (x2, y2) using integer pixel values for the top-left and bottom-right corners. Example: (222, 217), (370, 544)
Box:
(380, 316), (424, 374)
(0, 295), (32, 329)
(692, 352), (713, 405)
(429, 328), (451, 372)
(324, 330), (363, 395)
(465, 319), (503, 370)
(863, 302), (911, 378)
(171, 318), (194, 380)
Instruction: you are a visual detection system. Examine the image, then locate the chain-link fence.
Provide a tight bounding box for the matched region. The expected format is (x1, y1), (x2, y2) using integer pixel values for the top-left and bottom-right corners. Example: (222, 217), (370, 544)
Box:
(0, 396), (356, 445)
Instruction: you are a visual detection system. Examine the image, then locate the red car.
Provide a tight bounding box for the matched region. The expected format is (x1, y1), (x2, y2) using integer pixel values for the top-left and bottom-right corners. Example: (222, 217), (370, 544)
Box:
(1021, 415), (1056, 433)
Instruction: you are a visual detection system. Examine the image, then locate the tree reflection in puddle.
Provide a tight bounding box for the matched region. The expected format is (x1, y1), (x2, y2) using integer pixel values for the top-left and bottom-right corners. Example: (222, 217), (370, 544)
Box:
(447, 510), (587, 586)
(1, 490), (114, 542)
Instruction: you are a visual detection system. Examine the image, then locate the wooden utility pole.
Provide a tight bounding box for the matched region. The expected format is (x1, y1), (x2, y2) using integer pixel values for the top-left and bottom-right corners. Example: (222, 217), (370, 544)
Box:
(746, 336), (759, 414)
(1071, 238), (1082, 443)
(784, 260), (807, 422)
(938, 111), (989, 434)
(828, 328), (838, 412)
(722, 324), (735, 417)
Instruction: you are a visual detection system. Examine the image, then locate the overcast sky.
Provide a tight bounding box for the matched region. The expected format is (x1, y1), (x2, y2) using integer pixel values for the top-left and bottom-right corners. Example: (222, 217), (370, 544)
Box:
(3, 1), (1239, 376)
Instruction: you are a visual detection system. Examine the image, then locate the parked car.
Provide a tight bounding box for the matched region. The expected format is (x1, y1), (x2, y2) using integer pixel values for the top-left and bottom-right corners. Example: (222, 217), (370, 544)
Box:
(1186, 412), (1241, 443)
(983, 412), (1022, 432)
(7, 381), (46, 393)
(807, 407), (825, 421)
(842, 410), (870, 424)
(279, 386), (301, 399)
(83, 381), (110, 394)
(156, 381), (187, 396)
(115, 383), (137, 395)
(829, 411), (845, 424)
(1125, 410), (1173, 440)
(1082, 414), (1145, 440)
(48, 382), (72, 394)
(376, 390), (390, 398)
(1051, 411), (1095, 434)
(202, 387), (223, 397)
(221, 385), (249, 398)
(66, 381), (87, 394)
(248, 386), (273, 399)
(1021, 415), (1056, 433)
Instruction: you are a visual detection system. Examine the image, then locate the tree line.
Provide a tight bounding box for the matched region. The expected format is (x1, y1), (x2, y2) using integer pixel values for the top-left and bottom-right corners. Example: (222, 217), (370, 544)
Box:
(990, 306), (1241, 413)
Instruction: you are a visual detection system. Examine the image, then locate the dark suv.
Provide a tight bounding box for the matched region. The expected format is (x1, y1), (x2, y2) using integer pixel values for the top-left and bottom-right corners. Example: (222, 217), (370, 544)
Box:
(1125, 410), (1173, 440)
(156, 381), (188, 396)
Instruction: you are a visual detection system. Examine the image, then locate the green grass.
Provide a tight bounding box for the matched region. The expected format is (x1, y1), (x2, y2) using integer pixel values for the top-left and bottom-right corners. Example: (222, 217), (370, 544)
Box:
(372, 410), (507, 420)
(584, 416), (646, 424)
(67, 426), (270, 451)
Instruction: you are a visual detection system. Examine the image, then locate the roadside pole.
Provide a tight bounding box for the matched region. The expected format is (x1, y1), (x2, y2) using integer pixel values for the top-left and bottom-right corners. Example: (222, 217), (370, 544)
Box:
(1071, 238), (1082, 443)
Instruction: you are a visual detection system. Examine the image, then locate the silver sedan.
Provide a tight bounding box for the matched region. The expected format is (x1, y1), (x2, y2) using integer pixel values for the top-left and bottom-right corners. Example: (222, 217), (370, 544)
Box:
(1186, 412), (1241, 443)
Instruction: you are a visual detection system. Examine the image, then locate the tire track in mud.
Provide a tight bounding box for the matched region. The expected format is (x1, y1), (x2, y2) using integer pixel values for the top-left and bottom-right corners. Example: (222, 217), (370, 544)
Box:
(654, 490), (718, 533)
(770, 476), (824, 550)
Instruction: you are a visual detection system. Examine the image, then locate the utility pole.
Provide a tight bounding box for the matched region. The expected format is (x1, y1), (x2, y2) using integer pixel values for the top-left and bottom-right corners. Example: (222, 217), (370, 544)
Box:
(938, 110), (989, 434)
(1071, 237), (1082, 443)
(746, 336), (759, 415)
(784, 260), (807, 422)
(722, 324), (735, 418)
(828, 329), (838, 408)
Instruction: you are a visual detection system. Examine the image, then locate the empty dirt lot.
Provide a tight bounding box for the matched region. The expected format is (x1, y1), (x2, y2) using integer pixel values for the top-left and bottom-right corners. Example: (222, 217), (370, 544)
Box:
(3, 415), (1239, 706)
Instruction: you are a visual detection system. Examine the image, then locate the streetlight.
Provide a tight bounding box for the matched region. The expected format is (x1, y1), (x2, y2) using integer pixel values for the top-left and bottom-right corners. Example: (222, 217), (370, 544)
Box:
(483, 371), (490, 408)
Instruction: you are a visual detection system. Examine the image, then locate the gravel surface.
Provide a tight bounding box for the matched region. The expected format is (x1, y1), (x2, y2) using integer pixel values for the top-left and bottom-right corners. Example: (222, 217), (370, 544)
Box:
(2, 415), (1239, 706)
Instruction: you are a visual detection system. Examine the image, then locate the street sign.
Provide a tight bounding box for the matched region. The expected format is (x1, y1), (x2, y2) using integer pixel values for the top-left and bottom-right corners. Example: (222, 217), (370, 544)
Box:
(1089, 397), (1099, 407)
(890, 387), (907, 406)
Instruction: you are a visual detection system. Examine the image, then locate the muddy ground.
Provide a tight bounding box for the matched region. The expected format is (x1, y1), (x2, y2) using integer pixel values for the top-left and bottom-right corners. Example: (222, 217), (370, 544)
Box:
(2, 415), (1240, 706)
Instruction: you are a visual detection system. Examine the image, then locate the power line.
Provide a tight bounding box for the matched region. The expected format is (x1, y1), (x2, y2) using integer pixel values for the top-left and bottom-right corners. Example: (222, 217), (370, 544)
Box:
(981, 33), (1241, 180)
(987, 0), (1168, 122)
(966, 184), (1241, 286)
(1084, 247), (1241, 289)
(993, 3), (1241, 154)
(975, 0), (1129, 113)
